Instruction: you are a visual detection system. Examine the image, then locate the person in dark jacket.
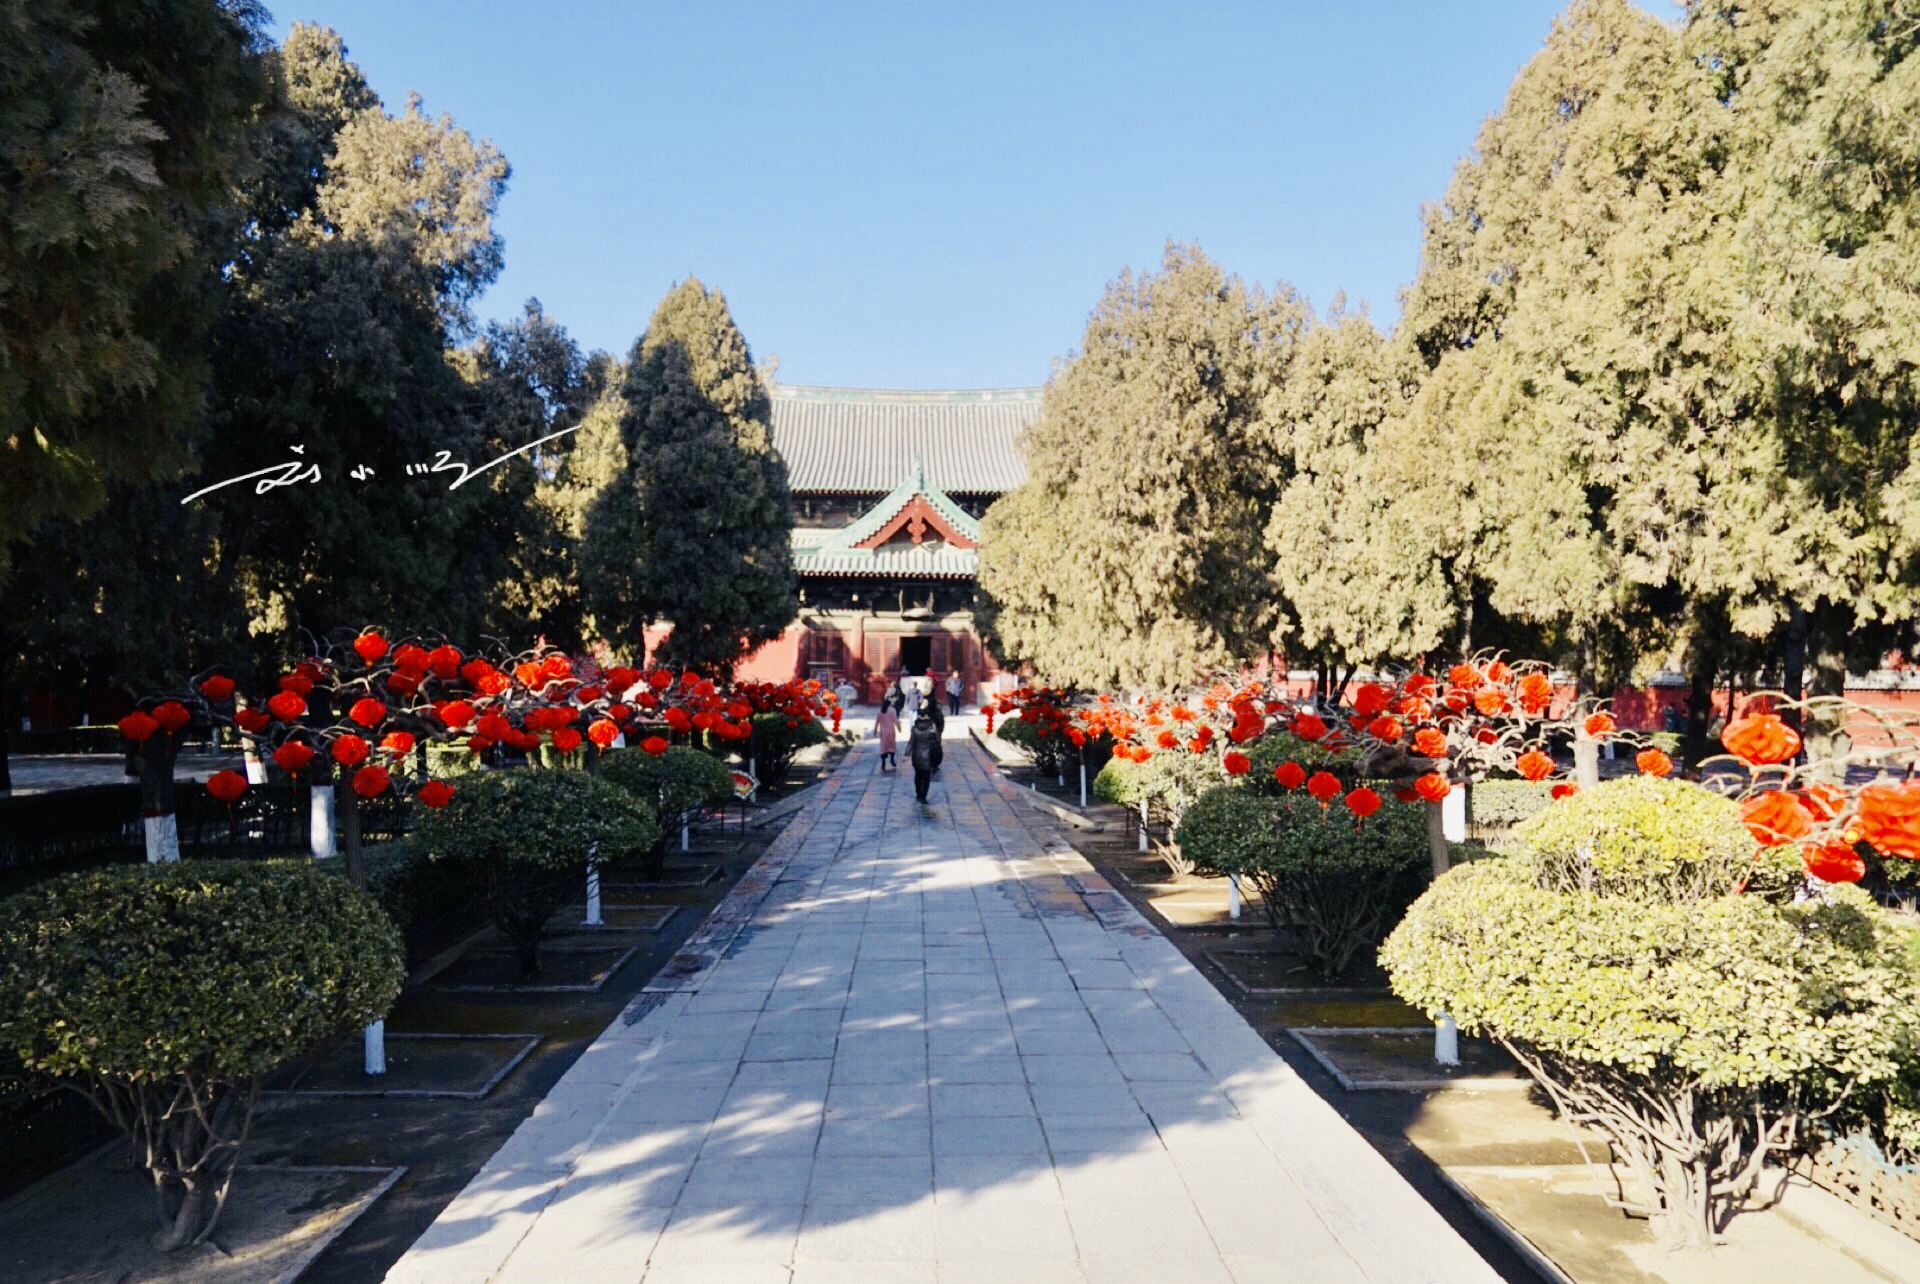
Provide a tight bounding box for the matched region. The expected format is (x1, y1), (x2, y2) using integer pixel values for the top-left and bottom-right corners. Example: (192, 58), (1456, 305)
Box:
(909, 712), (941, 802)
(926, 693), (945, 771)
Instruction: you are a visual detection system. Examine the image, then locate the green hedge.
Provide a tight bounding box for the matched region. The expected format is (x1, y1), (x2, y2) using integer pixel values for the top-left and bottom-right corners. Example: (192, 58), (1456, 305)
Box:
(1178, 784), (1428, 979)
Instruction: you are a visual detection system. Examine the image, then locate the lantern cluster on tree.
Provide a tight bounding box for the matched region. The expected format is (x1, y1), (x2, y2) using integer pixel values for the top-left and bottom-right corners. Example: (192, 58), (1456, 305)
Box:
(1008, 654), (1920, 886)
(116, 630), (835, 828)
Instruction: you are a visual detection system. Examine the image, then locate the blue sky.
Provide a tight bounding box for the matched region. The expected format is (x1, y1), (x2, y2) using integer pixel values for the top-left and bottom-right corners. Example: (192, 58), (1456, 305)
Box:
(268, 2), (1655, 388)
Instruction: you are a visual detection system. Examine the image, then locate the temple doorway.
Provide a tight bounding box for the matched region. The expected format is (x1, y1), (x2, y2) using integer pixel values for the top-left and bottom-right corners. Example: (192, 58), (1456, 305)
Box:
(899, 636), (932, 676)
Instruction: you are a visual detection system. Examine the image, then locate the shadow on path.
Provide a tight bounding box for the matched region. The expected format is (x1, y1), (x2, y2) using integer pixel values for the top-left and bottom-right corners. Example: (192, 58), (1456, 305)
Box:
(386, 733), (1503, 1283)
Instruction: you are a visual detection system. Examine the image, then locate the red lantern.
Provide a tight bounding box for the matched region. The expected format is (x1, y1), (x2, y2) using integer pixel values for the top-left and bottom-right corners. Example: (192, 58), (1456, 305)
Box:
(272, 741), (316, 777)
(1344, 786), (1383, 818)
(206, 769), (248, 804)
(117, 712), (160, 743)
(351, 764), (391, 798)
(417, 779), (456, 808)
(330, 734), (371, 767)
(352, 631), (389, 664)
(266, 691), (307, 722)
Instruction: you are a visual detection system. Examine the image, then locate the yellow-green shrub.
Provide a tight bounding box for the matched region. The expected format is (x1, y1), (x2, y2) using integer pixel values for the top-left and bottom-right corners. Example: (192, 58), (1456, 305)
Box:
(1382, 776), (1920, 1248)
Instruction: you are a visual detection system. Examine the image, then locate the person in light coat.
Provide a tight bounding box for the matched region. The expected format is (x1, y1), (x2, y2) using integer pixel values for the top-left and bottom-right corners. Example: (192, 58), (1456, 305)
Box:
(874, 703), (898, 771)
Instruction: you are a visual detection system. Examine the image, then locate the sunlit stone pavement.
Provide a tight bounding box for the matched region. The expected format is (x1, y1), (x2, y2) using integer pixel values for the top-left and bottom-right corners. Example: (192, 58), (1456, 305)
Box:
(387, 731), (1500, 1283)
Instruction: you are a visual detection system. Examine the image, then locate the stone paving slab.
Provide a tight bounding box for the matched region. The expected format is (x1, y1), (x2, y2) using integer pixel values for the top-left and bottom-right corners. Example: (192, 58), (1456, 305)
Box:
(386, 733), (1500, 1284)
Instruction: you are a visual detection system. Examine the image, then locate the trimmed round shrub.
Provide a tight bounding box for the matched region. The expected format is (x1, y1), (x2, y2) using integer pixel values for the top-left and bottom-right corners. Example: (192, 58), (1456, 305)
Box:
(411, 768), (659, 976)
(1178, 785), (1428, 979)
(1511, 774), (1799, 899)
(600, 746), (735, 870)
(1094, 749), (1228, 877)
(0, 861), (402, 1250)
(311, 839), (480, 962)
(1463, 778), (1557, 831)
(740, 712), (828, 789)
(1094, 748), (1223, 820)
(1243, 729), (1359, 790)
(1382, 776), (1920, 1248)
(996, 715), (1063, 775)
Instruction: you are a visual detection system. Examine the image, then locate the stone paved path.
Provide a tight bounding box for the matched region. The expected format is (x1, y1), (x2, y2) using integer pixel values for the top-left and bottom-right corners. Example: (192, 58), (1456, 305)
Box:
(387, 733), (1501, 1284)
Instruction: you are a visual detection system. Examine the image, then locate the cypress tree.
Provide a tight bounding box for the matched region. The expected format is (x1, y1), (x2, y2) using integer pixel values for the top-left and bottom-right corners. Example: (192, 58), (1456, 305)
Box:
(0, 0), (268, 577)
(1264, 309), (1451, 675)
(583, 278), (796, 672)
(979, 245), (1306, 689)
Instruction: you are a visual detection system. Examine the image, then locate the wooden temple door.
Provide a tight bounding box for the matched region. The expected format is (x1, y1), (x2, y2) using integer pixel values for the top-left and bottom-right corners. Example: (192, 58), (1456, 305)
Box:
(863, 636), (899, 703)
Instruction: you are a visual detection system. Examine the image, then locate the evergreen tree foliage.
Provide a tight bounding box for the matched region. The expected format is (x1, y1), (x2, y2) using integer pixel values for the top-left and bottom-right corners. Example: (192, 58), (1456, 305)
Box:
(190, 25), (520, 648)
(1263, 307), (1451, 674)
(979, 245), (1307, 689)
(1376, 0), (1920, 748)
(583, 278), (796, 672)
(462, 300), (612, 645)
(0, 0), (268, 577)
(539, 383), (631, 645)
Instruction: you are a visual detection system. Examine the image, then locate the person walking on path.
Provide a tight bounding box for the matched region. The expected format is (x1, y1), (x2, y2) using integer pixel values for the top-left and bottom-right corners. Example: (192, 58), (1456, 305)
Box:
(909, 711), (940, 803)
(874, 703), (899, 771)
(925, 693), (945, 772)
(946, 670), (964, 717)
(903, 680), (923, 725)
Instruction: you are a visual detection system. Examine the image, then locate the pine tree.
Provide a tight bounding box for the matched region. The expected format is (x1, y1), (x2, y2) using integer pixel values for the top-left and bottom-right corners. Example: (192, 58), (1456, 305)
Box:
(979, 245), (1307, 688)
(583, 279), (796, 672)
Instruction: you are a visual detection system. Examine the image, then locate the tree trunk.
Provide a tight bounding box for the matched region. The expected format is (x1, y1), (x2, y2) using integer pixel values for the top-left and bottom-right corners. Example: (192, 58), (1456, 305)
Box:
(1684, 651), (1717, 772)
(1780, 603), (1809, 729)
(0, 662), (14, 795)
(1804, 604), (1851, 781)
(339, 787), (364, 888)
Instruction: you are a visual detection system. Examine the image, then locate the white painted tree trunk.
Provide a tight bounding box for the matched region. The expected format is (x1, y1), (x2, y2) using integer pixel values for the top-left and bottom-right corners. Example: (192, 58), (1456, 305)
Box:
(583, 849), (602, 926)
(680, 822), (689, 853)
(243, 749), (267, 785)
(1575, 738), (1601, 789)
(309, 785), (336, 860)
(143, 813), (180, 863)
(1435, 1015), (1460, 1066)
(1138, 802), (1149, 853)
(1434, 791), (1468, 1066)
(364, 1020), (386, 1075)
(1079, 761), (1088, 809)
(1228, 873), (1242, 920)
